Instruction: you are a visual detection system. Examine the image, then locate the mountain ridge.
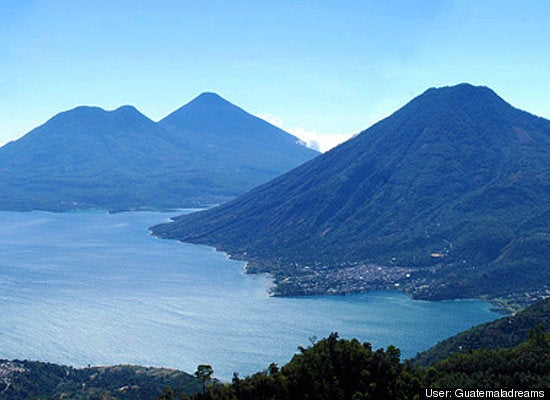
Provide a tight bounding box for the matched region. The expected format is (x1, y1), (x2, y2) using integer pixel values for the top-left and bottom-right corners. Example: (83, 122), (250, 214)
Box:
(0, 93), (318, 211)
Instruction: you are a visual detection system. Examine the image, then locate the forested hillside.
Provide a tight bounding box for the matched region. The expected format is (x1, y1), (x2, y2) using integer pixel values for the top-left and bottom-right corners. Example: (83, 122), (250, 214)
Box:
(177, 331), (549, 399)
(0, 362), (200, 400)
(2, 328), (548, 399)
(153, 84), (550, 302)
(414, 297), (550, 365)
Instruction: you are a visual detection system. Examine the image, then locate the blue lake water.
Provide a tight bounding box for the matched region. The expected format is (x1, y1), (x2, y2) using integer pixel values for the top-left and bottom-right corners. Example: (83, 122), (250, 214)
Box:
(0, 210), (499, 380)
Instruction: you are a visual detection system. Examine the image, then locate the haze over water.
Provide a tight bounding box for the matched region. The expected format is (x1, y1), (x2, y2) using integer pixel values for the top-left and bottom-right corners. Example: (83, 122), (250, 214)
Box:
(0, 210), (498, 380)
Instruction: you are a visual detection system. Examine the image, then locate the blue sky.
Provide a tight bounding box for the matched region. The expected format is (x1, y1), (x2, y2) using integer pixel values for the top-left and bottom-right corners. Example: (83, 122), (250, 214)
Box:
(1, 0), (549, 151)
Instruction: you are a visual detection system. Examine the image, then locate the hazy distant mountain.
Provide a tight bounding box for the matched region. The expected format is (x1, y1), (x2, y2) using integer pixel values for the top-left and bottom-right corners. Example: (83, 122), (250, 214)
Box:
(152, 84), (550, 301)
(159, 92), (319, 175)
(0, 94), (318, 211)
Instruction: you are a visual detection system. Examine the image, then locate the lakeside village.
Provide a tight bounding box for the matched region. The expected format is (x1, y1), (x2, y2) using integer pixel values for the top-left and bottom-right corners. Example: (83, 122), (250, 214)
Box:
(246, 255), (549, 314)
(245, 255), (432, 297)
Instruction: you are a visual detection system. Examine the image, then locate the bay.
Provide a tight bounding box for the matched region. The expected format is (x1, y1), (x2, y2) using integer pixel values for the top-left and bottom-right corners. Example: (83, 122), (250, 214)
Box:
(0, 210), (499, 380)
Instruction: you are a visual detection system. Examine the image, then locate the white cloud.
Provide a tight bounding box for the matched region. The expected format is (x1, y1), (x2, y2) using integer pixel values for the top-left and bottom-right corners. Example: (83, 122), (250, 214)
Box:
(289, 126), (353, 152)
(257, 113), (352, 152)
(257, 113), (285, 129)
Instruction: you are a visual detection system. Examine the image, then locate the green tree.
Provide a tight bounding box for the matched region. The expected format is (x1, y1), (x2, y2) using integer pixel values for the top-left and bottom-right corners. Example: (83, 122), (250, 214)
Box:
(194, 364), (214, 396)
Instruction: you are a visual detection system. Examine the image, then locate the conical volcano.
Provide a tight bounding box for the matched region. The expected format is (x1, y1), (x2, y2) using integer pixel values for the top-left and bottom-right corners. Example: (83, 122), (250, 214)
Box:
(152, 84), (550, 301)
(159, 92), (319, 174)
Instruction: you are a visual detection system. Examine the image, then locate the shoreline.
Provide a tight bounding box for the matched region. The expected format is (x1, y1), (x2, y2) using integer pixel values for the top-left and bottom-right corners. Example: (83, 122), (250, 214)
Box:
(234, 254), (538, 315)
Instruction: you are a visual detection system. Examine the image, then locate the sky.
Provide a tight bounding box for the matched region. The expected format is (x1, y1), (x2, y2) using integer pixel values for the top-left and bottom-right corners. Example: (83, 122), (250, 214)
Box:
(1, 0), (549, 152)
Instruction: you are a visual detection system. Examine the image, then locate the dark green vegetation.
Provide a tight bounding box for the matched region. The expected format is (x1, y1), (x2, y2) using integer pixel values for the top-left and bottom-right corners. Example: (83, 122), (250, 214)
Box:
(177, 331), (549, 400)
(3, 298), (548, 400)
(414, 297), (550, 366)
(0, 93), (318, 211)
(3, 335), (547, 400)
(152, 84), (550, 302)
(426, 327), (549, 390)
(0, 362), (200, 399)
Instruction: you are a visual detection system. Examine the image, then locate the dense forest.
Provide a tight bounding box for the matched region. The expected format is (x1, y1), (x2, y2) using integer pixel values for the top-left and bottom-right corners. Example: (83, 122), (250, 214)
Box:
(171, 330), (549, 400)
(1, 330), (548, 399)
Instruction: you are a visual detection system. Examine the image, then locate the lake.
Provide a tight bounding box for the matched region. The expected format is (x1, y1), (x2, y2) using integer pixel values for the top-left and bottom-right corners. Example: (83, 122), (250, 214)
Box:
(0, 210), (499, 380)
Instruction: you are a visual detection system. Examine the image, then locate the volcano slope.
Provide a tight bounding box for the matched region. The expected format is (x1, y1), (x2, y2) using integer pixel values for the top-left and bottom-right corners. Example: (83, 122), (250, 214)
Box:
(152, 84), (550, 302)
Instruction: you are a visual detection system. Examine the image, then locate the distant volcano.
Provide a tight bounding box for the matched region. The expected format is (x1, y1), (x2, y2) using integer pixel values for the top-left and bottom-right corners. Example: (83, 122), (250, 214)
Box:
(159, 92), (319, 175)
(0, 94), (318, 211)
(152, 84), (550, 301)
